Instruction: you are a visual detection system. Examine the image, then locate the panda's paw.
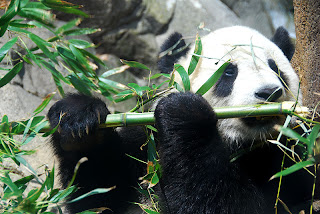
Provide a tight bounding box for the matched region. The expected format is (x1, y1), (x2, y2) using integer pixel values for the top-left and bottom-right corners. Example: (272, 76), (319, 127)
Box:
(155, 92), (217, 135)
(48, 94), (109, 146)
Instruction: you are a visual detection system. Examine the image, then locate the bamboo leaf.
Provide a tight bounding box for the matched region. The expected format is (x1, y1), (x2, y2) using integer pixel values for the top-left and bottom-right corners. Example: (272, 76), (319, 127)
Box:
(29, 33), (57, 63)
(79, 48), (106, 67)
(55, 18), (81, 34)
(279, 126), (310, 144)
(33, 92), (55, 115)
(114, 90), (135, 102)
(99, 78), (128, 91)
(69, 39), (94, 49)
(0, 37), (18, 62)
(68, 187), (115, 203)
(69, 44), (92, 71)
(307, 124), (320, 156)
(63, 28), (100, 36)
(188, 34), (202, 75)
(68, 75), (91, 96)
(143, 209), (160, 214)
(19, 8), (54, 27)
(121, 59), (150, 70)
(40, 60), (70, 84)
(0, 0), (20, 27)
(196, 61), (229, 95)
(100, 65), (129, 78)
(174, 64), (190, 91)
(0, 61), (23, 88)
(1, 172), (23, 200)
(128, 83), (144, 96)
(270, 160), (315, 180)
(150, 73), (170, 79)
(40, 0), (89, 17)
(0, 22), (9, 37)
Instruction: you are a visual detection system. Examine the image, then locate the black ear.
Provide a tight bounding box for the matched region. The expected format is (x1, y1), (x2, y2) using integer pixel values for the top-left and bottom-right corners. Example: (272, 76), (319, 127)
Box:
(158, 32), (189, 74)
(271, 27), (295, 61)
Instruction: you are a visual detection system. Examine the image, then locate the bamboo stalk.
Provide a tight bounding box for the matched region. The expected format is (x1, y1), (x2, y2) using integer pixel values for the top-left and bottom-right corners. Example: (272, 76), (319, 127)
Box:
(101, 101), (308, 127)
(9, 102), (309, 134)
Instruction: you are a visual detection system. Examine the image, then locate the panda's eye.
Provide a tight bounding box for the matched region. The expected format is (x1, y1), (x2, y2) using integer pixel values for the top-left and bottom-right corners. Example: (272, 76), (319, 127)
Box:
(224, 64), (238, 77)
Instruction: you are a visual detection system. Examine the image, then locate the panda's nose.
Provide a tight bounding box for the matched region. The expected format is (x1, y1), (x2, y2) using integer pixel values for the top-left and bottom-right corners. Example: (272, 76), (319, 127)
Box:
(255, 86), (283, 102)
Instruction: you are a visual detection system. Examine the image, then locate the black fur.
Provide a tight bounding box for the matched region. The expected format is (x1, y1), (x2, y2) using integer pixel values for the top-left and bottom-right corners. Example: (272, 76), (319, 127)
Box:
(158, 32), (190, 73)
(48, 94), (146, 213)
(268, 58), (289, 90)
(271, 27), (295, 61)
(214, 63), (238, 97)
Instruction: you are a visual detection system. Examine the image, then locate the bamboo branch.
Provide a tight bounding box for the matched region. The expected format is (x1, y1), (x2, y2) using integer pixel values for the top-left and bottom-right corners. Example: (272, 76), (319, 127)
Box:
(7, 102), (310, 134)
(101, 101), (308, 127)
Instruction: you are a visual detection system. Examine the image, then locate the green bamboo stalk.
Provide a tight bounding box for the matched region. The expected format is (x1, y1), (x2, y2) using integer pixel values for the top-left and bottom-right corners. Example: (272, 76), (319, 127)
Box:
(101, 101), (308, 128)
(8, 102), (309, 134)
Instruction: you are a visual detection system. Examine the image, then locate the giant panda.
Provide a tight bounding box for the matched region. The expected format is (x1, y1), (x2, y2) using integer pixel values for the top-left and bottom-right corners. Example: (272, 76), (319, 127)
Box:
(48, 26), (313, 214)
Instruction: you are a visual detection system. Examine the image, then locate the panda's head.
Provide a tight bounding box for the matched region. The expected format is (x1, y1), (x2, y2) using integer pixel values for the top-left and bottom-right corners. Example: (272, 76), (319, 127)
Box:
(158, 26), (300, 148)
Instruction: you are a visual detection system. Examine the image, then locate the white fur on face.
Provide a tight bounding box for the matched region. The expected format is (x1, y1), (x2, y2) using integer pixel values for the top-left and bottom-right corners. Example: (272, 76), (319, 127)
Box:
(176, 26), (301, 146)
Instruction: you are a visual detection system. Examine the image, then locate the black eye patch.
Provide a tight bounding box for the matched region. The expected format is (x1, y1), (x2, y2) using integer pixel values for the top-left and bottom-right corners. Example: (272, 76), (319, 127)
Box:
(214, 63), (238, 97)
(267, 59), (289, 90)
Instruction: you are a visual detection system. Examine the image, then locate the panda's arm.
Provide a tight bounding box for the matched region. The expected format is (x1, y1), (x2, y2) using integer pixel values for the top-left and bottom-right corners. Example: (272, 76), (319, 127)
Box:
(155, 92), (264, 214)
(47, 94), (145, 213)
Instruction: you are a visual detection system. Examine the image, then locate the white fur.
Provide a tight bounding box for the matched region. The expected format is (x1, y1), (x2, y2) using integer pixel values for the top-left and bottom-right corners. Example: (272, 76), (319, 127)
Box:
(175, 26), (301, 146)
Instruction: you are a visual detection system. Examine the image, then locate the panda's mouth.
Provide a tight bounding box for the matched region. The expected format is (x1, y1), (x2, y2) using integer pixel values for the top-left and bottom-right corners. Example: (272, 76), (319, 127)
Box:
(241, 116), (280, 127)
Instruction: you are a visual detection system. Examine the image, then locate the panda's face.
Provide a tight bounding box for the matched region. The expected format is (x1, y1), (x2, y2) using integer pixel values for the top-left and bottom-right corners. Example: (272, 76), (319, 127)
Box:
(175, 26), (300, 147)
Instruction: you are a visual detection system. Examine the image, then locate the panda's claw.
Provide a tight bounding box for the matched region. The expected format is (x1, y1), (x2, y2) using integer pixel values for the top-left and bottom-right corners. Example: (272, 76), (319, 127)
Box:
(48, 93), (110, 149)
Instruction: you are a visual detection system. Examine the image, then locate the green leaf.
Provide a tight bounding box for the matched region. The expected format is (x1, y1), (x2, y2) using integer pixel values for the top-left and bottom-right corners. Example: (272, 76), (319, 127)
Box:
(69, 44), (92, 71)
(196, 61), (229, 95)
(0, 37), (18, 62)
(188, 34), (202, 75)
(19, 8), (54, 27)
(174, 64), (190, 91)
(121, 59), (150, 70)
(9, 21), (36, 28)
(0, 22), (9, 37)
(279, 126), (310, 145)
(270, 160), (315, 179)
(128, 83), (150, 96)
(28, 33), (57, 63)
(99, 78), (128, 91)
(40, 60), (70, 84)
(33, 92), (55, 115)
(307, 124), (320, 155)
(0, 0), (21, 27)
(40, 0), (89, 17)
(44, 166), (55, 190)
(79, 48), (105, 67)
(150, 73), (170, 80)
(63, 28), (100, 36)
(24, 1), (50, 9)
(114, 90), (135, 102)
(1, 172), (23, 200)
(50, 186), (77, 203)
(55, 18), (81, 34)
(100, 66), (129, 78)
(0, 61), (23, 88)
(68, 75), (91, 96)
(69, 39), (94, 49)
(68, 187), (115, 203)
(143, 208), (160, 214)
